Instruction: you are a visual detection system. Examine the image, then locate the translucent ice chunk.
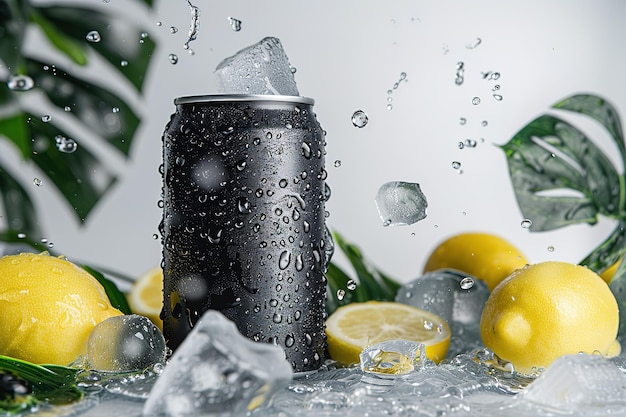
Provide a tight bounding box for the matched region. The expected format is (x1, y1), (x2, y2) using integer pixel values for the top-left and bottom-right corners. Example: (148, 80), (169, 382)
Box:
(375, 181), (428, 227)
(83, 314), (166, 373)
(522, 354), (626, 410)
(214, 37), (300, 96)
(360, 340), (428, 375)
(395, 269), (489, 357)
(143, 310), (293, 417)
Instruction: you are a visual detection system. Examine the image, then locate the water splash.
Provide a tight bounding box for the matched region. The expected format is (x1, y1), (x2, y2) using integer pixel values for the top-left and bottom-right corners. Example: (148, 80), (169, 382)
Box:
(465, 37), (482, 49)
(386, 72), (407, 109)
(183, 0), (200, 52)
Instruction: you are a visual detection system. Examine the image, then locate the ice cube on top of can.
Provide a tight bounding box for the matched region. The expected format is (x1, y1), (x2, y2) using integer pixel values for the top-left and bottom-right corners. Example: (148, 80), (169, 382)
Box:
(214, 36), (300, 96)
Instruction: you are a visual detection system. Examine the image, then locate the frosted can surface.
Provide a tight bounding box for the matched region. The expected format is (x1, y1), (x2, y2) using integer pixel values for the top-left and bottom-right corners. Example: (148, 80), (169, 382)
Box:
(161, 94), (329, 372)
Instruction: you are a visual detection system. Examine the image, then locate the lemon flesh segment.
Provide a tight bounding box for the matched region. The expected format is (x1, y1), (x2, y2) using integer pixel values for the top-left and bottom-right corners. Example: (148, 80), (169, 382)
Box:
(127, 266), (164, 331)
(0, 252), (123, 365)
(424, 232), (528, 291)
(325, 301), (451, 366)
(480, 261), (620, 375)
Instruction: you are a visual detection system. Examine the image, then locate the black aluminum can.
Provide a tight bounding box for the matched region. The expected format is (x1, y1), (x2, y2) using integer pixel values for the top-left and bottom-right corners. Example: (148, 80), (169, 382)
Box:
(160, 95), (330, 373)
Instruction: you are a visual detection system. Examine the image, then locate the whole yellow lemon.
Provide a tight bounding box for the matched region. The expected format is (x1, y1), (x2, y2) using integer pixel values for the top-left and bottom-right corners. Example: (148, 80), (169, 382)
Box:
(0, 252), (123, 365)
(480, 261), (620, 375)
(423, 232), (528, 291)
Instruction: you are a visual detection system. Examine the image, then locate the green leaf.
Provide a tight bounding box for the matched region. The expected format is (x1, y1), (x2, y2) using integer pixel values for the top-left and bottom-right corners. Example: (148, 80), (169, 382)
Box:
(0, 166), (40, 237)
(327, 231), (401, 315)
(0, 112), (30, 157)
(553, 94), (626, 162)
(27, 115), (118, 223)
(82, 265), (133, 315)
(36, 5), (156, 91)
(29, 8), (87, 66)
(501, 114), (621, 231)
(0, 355), (81, 404)
(580, 220), (626, 275)
(27, 59), (140, 156)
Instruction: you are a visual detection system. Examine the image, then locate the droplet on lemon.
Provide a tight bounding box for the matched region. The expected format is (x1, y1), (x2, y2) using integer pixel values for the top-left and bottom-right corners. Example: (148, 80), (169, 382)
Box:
(0, 252), (123, 365)
(127, 266), (163, 331)
(325, 301), (450, 366)
(480, 261), (620, 375)
(423, 232), (528, 291)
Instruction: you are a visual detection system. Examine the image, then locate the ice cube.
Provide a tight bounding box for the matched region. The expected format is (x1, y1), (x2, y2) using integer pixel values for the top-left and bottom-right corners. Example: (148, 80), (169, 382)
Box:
(375, 181), (428, 227)
(143, 310), (293, 417)
(395, 269), (489, 357)
(214, 37), (300, 96)
(522, 354), (626, 410)
(360, 340), (428, 375)
(82, 314), (166, 373)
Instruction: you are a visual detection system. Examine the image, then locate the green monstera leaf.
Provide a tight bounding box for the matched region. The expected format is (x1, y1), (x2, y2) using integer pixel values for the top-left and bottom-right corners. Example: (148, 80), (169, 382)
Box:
(502, 94), (626, 321)
(0, 0), (155, 240)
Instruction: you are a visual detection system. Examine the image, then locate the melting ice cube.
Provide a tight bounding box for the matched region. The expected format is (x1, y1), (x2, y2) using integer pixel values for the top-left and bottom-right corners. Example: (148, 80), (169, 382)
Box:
(360, 340), (428, 375)
(375, 181), (428, 227)
(143, 310), (292, 417)
(214, 37), (300, 96)
(83, 314), (166, 373)
(522, 354), (626, 410)
(395, 269), (489, 357)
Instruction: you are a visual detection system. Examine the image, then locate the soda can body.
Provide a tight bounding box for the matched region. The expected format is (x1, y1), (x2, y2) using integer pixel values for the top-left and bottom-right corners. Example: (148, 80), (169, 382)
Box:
(160, 95), (329, 373)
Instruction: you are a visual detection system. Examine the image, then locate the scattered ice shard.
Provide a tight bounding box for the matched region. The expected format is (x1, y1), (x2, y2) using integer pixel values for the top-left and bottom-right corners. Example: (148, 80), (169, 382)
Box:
(83, 314), (166, 373)
(375, 181), (428, 227)
(395, 269), (489, 357)
(521, 354), (626, 411)
(360, 340), (428, 375)
(143, 310), (293, 417)
(214, 37), (300, 96)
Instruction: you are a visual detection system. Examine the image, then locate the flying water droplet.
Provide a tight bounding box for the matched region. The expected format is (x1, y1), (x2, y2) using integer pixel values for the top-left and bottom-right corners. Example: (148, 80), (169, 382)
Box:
(351, 110), (368, 128)
(455, 61), (465, 85)
(85, 30), (101, 43)
(228, 16), (242, 31)
(346, 279), (357, 291)
(465, 37), (482, 49)
(547, 246), (555, 252)
(472, 97), (481, 105)
(459, 117), (466, 125)
(168, 54), (179, 65)
(460, 277), (474, 290)
(120, 60), (128, 67)
(183, 0), (200, 51)
(493, 94), (503, 101)
(33, 178), (43, 187)
(336, 289), (345, 300)
(333, 160), (341, 168)
(41, 115), (51, 123)
(7, 75), (34, 91)
(54, 135), (78, 153)
(521, 218), (532, 229)
(451, 161), (462, 170)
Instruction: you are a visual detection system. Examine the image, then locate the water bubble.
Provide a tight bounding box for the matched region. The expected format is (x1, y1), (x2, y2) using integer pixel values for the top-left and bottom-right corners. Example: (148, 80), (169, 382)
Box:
(521, 218), (532, 229)
(33, 178), (43, 187)
(41, 115), (51, 123)
(7, 75), (34, 91)
(168, 54), (179, 65)
(54, 135), (78, 153)
(472, 97), (481, 105)
(228, 16), (242, 31)
(460, 277), (474, 290)
(351, 110), (368, 128)
(85, 30), (101, 43)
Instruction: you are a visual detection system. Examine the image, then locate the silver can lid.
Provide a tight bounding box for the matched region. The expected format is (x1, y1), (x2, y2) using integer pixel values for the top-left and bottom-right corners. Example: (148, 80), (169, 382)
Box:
(174, 94), (314, 106)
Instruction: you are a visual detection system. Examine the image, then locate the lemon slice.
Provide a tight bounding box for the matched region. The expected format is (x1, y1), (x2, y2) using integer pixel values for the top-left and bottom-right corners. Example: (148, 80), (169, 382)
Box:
(325, 301), (451, 366)
(128, 266), (164, 330)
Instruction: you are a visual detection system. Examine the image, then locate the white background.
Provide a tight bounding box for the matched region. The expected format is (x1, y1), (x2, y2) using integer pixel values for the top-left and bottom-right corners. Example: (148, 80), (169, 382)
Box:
(6, 0), (626, 287)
